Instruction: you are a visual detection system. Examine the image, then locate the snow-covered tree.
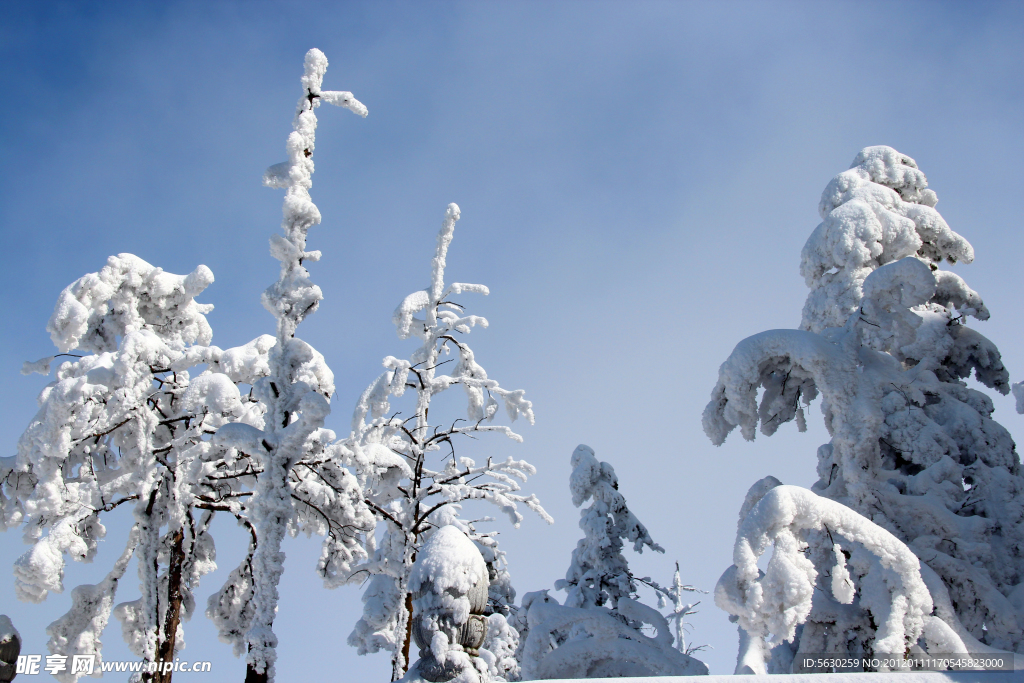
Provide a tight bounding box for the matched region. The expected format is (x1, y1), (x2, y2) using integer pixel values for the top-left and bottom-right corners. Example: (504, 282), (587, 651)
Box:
(519, 445), (707, 679)
(704, 146), (1024, 673)
(649, 562), (705, 658)
(208, 48), (375, 683)
(1, 47), (375, 683)
(336, 203), (550, 681)
(2, 252), (270, 683)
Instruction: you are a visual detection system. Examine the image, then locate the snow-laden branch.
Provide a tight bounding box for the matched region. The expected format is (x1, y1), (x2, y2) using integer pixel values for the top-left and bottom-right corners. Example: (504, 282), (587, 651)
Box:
(716, 485), (940, 671)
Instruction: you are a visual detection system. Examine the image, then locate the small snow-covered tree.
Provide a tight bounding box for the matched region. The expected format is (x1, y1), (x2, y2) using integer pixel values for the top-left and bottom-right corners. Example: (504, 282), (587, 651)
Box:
(520, 445), (707, 679)
(2, 253), (270, 683)
(704, 146), (1024, 672)
(650, 562), (705, 658)
(336, 203), (550, 681)
(208, 48), (375, 683)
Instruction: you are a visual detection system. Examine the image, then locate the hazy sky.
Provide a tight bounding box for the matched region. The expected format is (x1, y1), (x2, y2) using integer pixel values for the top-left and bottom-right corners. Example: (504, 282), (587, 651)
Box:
(1, 1), (1022, 679)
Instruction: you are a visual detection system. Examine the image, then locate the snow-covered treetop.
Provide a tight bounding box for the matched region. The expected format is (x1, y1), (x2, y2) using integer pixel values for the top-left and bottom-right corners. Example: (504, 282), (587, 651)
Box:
(46, 253), (214, 355)
(260, 47), (366, 343)
(211, 47), (371, 683)
(801, 146), (977, 333)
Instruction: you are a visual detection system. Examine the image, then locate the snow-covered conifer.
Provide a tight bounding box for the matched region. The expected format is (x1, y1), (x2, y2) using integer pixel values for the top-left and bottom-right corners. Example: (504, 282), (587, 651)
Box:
(704, 147), (1024, 672)
(209, 48), (374, 683)
(520, 445), (707, 678)
(336, 203), (550, 681)
(555, 445), (663, 610)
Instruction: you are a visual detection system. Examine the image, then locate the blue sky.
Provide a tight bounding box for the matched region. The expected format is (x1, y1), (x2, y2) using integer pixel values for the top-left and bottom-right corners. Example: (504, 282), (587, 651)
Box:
(1, 1), (1022, 679)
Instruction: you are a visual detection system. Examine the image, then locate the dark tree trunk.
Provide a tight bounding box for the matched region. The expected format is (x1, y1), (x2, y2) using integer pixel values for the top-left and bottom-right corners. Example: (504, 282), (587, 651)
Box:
(244, 663), (269, 683)
(144, 528), (185, 683)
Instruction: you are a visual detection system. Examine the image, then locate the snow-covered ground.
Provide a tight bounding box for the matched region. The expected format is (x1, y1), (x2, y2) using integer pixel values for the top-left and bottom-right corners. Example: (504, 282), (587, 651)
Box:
(542, 674), (1022, 683)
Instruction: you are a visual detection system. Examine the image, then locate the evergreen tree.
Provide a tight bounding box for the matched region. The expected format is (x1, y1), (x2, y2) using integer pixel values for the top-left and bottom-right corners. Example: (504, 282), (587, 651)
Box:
(706, 146), (1024, 672)
(520, 445), (707, 679)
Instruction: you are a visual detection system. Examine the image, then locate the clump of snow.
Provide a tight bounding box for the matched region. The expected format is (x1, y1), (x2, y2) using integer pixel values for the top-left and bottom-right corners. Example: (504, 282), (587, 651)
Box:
(409, 526), (488, 626)
(715, 484), (942, 673)
(801, 146), (972, 334)
(48, 254), (214, 354)
(407, 526), (490, 682)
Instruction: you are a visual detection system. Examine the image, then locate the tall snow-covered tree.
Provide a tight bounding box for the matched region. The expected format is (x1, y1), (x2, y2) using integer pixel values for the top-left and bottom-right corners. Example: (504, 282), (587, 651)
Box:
(705, 146), (1024, 673)
(336, 203), (550, 681)
(519, 445), (707, 679)
(208, 48), (375, 683)
(2, 253), (272, 683)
